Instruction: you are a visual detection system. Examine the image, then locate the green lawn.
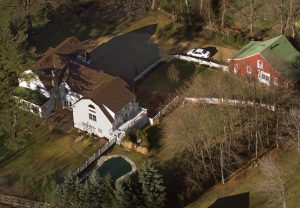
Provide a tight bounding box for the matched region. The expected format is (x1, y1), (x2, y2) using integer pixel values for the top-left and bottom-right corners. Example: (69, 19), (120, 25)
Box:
(185, 143), (300, 208)
(136, 60), (209, 116)
(0, 126), (106, 195)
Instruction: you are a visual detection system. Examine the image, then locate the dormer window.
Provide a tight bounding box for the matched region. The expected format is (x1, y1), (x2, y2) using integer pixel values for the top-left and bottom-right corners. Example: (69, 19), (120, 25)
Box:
(257, 60), (263, 70)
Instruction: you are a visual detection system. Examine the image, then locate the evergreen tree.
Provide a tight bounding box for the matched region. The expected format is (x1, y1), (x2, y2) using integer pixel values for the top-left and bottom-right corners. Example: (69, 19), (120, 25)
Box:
(138, 162), (166, 208)
(102, 175), (116, 208)
(0, 26), (35, 150)
(88, 171), (103, 208)
(114, 173), (144, 208)
(79, 181), (92, 208)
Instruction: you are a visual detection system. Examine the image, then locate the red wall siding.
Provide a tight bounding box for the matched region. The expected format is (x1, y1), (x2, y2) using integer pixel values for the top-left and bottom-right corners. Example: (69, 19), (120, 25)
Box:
(228, 53), (287, 87)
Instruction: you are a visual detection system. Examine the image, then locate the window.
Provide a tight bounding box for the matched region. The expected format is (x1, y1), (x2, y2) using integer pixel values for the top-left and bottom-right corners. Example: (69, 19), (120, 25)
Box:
(88, 104), (95, 109)
(233, 64), (238, 74)
(274, 78), (278, 86)
(257, 60), (263, 70)
(89, 113), (96, 121)
(246, 66), (252, 74)
(258, 70), (271, 85)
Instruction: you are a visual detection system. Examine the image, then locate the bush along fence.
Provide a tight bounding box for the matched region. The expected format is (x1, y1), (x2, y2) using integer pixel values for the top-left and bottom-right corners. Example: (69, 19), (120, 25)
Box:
(0, 194), (46, 208)
(73, 138), (117, 177)
(184, 97), (276, 112)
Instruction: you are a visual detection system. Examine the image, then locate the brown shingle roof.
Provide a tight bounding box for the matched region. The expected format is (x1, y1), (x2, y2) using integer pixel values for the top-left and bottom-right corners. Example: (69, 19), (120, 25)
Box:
(88, 77), (135, 113)
(30, 37), (135, 115)
(32, 37), (84, 90)
(65, 60), (135, 113)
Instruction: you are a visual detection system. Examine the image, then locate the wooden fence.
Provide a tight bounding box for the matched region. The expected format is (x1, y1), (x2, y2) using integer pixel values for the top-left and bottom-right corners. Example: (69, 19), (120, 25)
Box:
(73, 138), (117, 177)
(0, 194), (46, 208)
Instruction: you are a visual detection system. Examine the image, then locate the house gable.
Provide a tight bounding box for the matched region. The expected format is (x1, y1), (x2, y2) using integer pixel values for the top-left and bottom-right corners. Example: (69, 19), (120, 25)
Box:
(73, 99), (114, 137)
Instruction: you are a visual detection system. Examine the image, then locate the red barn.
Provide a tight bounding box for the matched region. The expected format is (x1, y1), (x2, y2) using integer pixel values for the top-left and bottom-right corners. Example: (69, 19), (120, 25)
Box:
(228, 35), (300, 87)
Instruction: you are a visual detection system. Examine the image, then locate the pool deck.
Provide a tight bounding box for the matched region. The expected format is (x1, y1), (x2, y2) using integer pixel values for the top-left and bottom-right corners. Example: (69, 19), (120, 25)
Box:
(96, 154), (137, 182)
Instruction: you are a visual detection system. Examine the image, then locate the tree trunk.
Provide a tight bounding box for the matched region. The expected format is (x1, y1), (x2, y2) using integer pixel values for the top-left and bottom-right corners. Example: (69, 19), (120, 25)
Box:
(11, 111), (17, 142)
(275, 109), (280, 149)
(280, 0), (285, 34)
(249, 0), (256, 38)
(221, 0), (226, 29)
(151, 0), (155, 11)
(220, 142), (225, 184)
(185, 0), (192, 25)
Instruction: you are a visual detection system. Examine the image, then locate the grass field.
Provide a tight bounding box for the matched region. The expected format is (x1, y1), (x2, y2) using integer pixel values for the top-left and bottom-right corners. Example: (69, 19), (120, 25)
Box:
(0, 126), (106, 195)
(136, 60), (210, 116)
(185, 142), (300, 208)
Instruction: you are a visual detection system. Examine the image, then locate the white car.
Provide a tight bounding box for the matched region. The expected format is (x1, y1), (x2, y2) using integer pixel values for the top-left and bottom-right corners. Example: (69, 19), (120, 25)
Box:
(187, 48), (211, 59)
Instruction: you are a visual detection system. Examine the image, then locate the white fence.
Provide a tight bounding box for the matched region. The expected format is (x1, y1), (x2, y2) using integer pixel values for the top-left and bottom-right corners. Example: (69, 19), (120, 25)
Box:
(184, 97), (276, 111)
(170, 54), (229, 71)
(133, 54), (229, 83)
(73, 138), (117, 177)
(134, 59), (163, 83)
(149, 96), (180, 125)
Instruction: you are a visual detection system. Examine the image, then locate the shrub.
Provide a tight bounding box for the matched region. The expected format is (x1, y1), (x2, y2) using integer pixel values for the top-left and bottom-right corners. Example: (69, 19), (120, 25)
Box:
(226, 31), (236, 45)
(236, 33), (246, 46)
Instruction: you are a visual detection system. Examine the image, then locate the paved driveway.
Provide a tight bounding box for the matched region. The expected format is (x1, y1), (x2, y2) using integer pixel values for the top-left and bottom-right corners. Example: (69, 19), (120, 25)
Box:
(90, 24), (160, 83)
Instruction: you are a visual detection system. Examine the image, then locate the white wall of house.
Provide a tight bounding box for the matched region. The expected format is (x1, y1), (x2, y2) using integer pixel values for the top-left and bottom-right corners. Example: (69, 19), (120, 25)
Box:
(60, 82), (83, 109)
(19, 70), (50, 98)
(73, 99), (113, 138)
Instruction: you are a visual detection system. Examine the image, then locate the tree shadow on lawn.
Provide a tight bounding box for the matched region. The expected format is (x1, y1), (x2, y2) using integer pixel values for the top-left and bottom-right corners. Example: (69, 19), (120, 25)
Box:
(31, 1), (128, 53)
(146, 125), (163, 150)
(208, 192), (250, 208)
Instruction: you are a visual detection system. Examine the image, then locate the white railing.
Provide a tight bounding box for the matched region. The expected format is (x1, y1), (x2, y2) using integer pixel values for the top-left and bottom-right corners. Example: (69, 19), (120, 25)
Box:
(73, 138), (117, 177)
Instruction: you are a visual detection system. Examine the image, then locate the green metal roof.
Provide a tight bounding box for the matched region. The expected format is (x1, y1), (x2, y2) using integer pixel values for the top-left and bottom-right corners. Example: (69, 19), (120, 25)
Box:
(13, 87), (49, 106)
(232, 35), (300, 81)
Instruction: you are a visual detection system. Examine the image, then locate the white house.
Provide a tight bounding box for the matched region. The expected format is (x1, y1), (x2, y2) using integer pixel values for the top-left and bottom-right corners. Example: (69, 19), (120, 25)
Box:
(16, 36), (147, 141)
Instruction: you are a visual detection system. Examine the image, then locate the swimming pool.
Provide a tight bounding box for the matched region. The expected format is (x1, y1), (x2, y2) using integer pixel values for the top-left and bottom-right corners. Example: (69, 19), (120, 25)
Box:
(96, 156), (133, 181)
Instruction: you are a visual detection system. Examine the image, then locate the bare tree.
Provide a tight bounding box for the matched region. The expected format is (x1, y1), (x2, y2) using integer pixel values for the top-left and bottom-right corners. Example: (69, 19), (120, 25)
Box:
(259, 156), (287, 208)
(284, 108), (300, 153)
(249, 0), (256, 38)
